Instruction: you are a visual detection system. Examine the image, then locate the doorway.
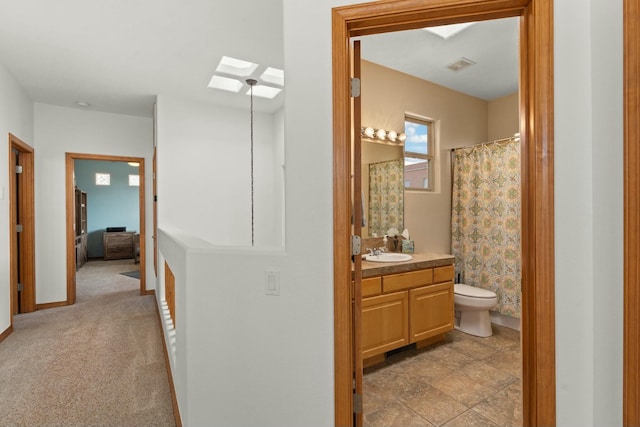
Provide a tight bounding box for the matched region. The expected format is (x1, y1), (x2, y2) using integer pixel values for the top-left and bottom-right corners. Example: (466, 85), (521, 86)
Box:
(332, 1), (555, 426)
(8, 133), (35, 316)
(65, 152), (147, 304)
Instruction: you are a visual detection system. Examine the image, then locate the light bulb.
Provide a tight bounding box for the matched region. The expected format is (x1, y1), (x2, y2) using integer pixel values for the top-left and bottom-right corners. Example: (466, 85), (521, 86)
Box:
(376, 129), (386, 140)
(363, 127), (375, 138)
(387, 131), (397, 142)
(398, 133), (407, 143)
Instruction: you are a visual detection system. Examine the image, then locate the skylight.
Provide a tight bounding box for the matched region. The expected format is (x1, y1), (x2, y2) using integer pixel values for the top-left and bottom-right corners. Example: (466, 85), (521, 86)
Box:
(208, 56), (284, 100)
(423, 22), (475, 39)
(215, 56), (258, 77)
(207, 75), (243, 93)
(259, 67), (284, 87)
(247, 85), (282, 99)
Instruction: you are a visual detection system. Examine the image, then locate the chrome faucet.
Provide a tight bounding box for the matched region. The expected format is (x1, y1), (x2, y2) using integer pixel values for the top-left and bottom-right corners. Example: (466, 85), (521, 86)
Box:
(366, 247), (387, 256)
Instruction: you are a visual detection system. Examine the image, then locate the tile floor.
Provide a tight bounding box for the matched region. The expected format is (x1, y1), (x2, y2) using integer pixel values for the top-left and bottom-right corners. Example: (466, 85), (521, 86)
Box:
(363, 325), (521, 427)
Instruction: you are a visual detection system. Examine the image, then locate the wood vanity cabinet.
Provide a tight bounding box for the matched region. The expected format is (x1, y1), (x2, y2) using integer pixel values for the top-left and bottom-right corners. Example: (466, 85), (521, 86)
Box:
(361, 264), (454, 360)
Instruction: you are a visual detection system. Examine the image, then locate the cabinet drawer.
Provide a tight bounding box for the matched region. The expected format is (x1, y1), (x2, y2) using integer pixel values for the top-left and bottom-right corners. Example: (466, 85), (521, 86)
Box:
(362, 291), (409, 359)
(434, 265), (454, 284)
(383, 269), (433, 293)
(362, 277), (382, 297)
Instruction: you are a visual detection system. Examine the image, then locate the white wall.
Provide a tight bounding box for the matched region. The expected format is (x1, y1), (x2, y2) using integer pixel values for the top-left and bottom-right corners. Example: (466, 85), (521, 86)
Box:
(0, 63), (33, 334)
(155, 0), (625, 424)
(33, 104), (153, 301)
(155, 95), (283, 247)
(555, 0), (622, 425)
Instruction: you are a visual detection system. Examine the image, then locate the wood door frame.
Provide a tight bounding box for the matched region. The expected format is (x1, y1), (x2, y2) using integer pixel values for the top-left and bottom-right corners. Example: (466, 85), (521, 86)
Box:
(332, 1), (555, 426)
(65, 152), (148, 303)
(8, 133), (36, 315)
(624, 0), (640, 424)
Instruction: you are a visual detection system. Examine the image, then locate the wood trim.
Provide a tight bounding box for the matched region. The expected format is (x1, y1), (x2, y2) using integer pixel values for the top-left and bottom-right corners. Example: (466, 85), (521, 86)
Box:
(332, 7), (354, 425)
(9, 133), (36, 314)
(65, 154), (76, 304)
(153, 297), (182, 427)
(519, 3), (556, 425)
(165, 262), (176, 327)
(332, 1), (555, 426)
(65, 152), (147, 303)
(35, 301), (69, 310)
(0, 325), (13, 344)
(624, 0), (640, 424)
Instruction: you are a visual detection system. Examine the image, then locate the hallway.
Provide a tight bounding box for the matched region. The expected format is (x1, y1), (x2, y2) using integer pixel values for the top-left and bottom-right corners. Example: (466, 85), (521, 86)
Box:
(0, 260), (175, 427)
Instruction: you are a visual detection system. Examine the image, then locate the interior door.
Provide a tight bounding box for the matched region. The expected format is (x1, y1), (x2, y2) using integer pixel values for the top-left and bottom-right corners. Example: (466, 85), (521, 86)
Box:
(153, 146), (158, 277)
(9, 134), (35, 314)
(351, 39), (364, 427)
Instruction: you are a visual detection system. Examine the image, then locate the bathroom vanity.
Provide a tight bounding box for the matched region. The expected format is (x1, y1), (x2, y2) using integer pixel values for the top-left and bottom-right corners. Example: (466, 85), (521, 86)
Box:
(356, 253), (455, 364)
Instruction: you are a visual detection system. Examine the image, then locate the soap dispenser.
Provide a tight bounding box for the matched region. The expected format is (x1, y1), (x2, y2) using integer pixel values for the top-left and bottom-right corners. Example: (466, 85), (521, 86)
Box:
(382, 235), (388, 250)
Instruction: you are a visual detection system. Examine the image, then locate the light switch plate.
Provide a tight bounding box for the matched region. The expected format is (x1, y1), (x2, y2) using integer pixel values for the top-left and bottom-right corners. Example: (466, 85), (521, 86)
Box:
(265, 271), (280, 296)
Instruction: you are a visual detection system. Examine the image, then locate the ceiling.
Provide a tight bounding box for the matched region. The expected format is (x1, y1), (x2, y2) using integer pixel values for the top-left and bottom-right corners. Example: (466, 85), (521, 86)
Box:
(360, 17), (519, 101)
(0, 1), (517, 118)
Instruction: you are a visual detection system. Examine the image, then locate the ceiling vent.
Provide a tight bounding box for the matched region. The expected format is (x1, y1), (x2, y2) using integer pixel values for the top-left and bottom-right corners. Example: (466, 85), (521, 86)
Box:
(447, 57), (476, 71)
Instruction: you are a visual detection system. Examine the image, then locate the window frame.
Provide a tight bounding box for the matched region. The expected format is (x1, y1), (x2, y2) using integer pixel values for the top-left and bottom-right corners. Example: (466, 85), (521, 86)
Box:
(403, 114), (435, 191)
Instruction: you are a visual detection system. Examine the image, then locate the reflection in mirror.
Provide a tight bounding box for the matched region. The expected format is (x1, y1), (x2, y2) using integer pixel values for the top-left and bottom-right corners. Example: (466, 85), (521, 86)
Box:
(404, 115), (434, 190)
(362, 140), (404, 238)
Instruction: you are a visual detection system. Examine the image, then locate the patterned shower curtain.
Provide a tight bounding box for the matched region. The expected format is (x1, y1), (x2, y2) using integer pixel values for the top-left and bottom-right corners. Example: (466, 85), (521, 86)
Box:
(369, 159), (404, 237)
(451, 139), (521, 318)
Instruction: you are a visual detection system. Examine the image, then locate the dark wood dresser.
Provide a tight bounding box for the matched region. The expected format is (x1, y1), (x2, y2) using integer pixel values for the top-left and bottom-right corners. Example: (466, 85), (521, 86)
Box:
(103, 231), (136, 260)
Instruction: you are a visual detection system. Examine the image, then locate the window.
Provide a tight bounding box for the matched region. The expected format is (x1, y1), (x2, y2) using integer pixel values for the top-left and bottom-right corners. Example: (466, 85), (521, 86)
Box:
(404, 115), (434, 190)
(95, 173), (110, 186)
(129, 174), (140, 187)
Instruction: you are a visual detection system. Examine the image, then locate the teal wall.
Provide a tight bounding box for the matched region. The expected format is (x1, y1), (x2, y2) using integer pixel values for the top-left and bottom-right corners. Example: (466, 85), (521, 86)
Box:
(75, 160), (140, 258)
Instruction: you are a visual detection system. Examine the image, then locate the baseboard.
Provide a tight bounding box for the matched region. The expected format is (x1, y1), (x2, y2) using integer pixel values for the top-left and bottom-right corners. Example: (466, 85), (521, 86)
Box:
(35, 301), (69, 310)
(0, 325), (13, 344)
(143, 289), (155, 296)
(489, 311), (521, 331)
(154, 302), (182, 427)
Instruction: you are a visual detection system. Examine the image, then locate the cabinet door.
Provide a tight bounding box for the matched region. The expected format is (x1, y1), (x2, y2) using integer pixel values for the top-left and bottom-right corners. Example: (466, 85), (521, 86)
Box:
(362, 291), (409, 359)
(409, 282), (454, 343)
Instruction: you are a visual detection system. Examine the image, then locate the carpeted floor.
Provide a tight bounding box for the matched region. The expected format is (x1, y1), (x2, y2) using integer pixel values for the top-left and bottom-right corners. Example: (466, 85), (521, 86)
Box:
(0, 259), (175, 427)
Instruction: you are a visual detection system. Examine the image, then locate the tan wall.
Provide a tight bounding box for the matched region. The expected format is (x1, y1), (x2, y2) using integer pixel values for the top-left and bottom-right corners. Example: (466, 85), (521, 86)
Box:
(488, 91), (519, 141)
(361, 60), (488, 253)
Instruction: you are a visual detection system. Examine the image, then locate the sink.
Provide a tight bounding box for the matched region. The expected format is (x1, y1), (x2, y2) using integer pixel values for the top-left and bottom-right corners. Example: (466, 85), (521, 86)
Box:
(364, 253), (413, 263)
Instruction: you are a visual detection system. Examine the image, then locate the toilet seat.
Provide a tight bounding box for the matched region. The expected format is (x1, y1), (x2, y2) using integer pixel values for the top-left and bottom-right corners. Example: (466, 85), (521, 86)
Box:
(454, 283), (496, 299)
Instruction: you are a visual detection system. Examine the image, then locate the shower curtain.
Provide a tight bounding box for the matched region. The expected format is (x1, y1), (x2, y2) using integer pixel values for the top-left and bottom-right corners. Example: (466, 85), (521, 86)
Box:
(451, 139), (521, 318)
(368, 159), (404, 237)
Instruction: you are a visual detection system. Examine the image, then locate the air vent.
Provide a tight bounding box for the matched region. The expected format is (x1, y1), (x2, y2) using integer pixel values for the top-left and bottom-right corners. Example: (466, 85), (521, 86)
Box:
(447, 57), (476, 71)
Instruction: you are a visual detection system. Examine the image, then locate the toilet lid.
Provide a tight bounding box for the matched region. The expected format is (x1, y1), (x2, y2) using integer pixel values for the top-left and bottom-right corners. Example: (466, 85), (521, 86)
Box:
(454, 283), (496, 298)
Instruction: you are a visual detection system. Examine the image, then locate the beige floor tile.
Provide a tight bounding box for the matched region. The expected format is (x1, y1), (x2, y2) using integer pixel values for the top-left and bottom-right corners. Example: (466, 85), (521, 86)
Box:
(363, 326), (521, 427)
(401, 383), (470, 426)
(387, 354), (455, 383)
(448, 338), (500, 360)
(482, 348), (522, 377)
(364, 400), (434, 427)
(441, 409), (499, 427)
(472, 382), (522, 426)
(414, 344), (474, 371)
(364, 366), (427, 400)
(458, 360), (519, 391)
(430, 372), (500, 407)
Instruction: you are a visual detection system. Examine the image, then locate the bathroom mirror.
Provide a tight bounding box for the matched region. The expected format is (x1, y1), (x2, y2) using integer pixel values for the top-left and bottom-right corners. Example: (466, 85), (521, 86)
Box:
(362, 140), (404, 238)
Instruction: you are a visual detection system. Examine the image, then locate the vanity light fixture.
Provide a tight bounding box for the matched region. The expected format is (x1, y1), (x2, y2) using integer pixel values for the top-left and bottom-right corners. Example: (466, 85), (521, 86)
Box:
(361, 127), (406, 144)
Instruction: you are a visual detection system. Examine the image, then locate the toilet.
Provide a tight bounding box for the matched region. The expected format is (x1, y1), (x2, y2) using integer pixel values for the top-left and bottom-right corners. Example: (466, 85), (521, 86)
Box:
(454, 283), (498, 337)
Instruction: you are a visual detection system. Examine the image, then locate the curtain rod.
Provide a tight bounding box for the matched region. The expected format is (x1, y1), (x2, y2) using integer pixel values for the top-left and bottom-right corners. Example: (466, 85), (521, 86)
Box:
(450, 135), (519, 152)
